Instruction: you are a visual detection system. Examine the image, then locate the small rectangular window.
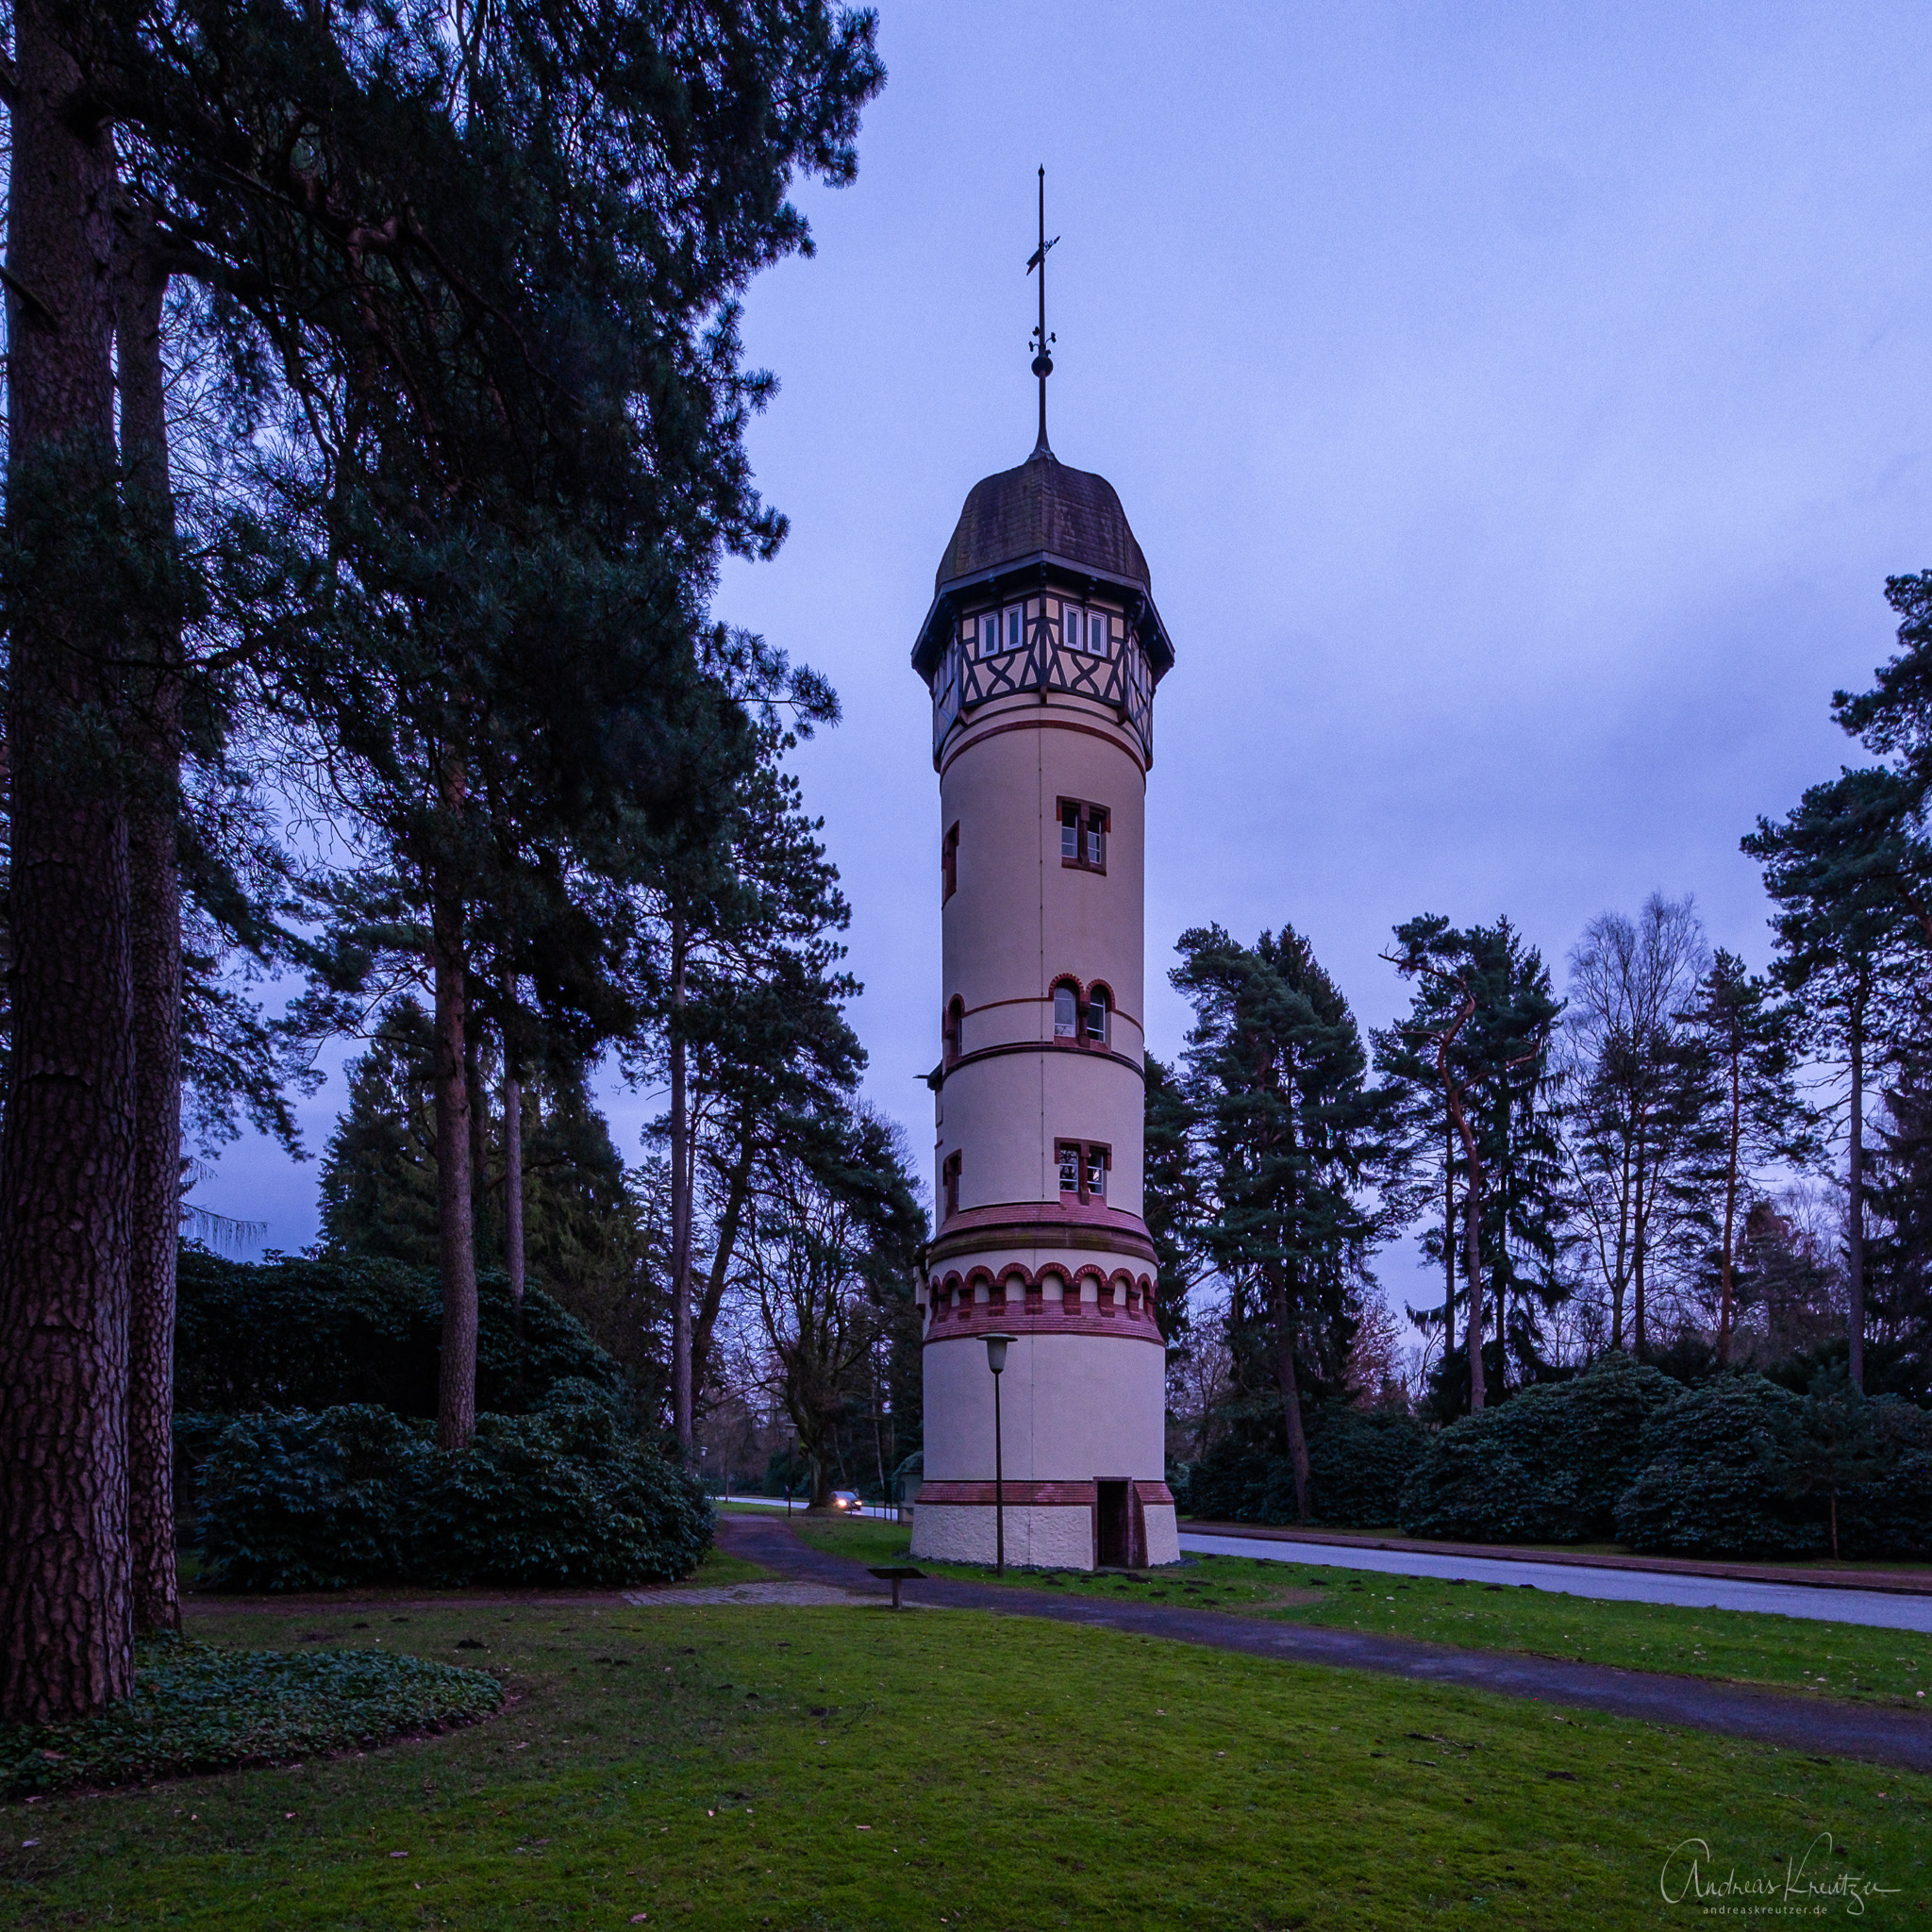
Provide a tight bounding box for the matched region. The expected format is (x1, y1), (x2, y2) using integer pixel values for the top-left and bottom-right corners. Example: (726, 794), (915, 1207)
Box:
(1090, 612), (1108, 655)
(1008, 606), (1023, 648)
(1062, 603), (1081, 649)
(943, 1150), (961, 1218)
(1056, 1138), (1110, 1204)
(1084, 990), (1108, 1044)
(978, 613), (999, 659)
(1059, 798), (1108, 874)
(942, 822), (958, 904)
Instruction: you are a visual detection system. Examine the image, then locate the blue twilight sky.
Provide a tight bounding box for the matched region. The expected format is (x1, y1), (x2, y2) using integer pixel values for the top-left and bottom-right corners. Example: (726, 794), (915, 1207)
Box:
(200, 1), (1932, 1305)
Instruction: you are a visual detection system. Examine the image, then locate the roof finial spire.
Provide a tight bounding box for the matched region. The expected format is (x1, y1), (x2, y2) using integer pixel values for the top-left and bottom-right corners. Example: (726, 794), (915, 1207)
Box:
(1025, 165), (1058, 457)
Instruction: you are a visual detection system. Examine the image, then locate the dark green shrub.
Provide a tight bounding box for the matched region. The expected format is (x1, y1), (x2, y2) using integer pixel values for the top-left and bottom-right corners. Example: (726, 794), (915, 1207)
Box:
(1179, 1436), (1274, 1524)
(1179, 1407), (1424, 1527)
(1819, 1396), (1932, 1559)
(1612, 1377), (1824, 1557)
(175, 1249), (620, 1418)
(417, 1399), (714, 1587)
(197, 1407), (427, 1591)
(1398, 1356), (1681, 1542)
(194, 1399), (712, 1591)
(1302, 1408), (1426, 1527)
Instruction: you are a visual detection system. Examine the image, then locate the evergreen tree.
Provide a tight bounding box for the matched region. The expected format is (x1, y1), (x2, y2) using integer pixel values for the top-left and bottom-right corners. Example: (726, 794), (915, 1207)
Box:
(1743, 768), (1930, 1390)
(1675, 950), (1815, 1365)
(316, 999), (650, 1362)
(1382, 916), (1562, 1411)
(1172, 924), (1387, 1520)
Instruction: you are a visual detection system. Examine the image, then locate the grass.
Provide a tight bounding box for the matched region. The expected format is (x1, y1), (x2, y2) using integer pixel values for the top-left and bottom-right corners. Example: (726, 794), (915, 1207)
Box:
(0, 1634), (502, 1799)
(793, 1518), (1932, 1707)
(3, 1595), (1927, 1928)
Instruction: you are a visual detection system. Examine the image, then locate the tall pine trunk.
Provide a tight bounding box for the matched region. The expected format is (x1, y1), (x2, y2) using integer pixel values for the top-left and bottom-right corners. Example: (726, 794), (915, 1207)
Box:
(117, 218), (183, 1635)
(1463, 1184), (1485, 1411)
(503, 1066), (525, 1312)
(431, 886), (478, 1450)
(0, 2), (138, 1722)
(668, 911), (694, 1452)
(1632, 1134), (1649, 1360)
(1274, 1300), (1311, 1523)
(1718, 1041), (1742, 1369)
(1847, 987), (1866, 1393)
(1441, 1117), (1456, 1361)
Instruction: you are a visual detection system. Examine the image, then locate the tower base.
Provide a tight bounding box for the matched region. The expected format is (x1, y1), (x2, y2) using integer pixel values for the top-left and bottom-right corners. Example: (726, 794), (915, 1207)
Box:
(909, 1482), (1180, 1570)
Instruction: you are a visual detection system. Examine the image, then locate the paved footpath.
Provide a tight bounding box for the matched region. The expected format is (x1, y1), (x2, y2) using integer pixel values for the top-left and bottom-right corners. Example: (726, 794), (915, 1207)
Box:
(717, 1513), (1932, 1775)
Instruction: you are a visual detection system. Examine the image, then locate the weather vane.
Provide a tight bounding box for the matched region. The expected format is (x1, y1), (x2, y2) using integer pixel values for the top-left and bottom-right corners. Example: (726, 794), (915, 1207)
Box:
(1025, 165), (1058, 454)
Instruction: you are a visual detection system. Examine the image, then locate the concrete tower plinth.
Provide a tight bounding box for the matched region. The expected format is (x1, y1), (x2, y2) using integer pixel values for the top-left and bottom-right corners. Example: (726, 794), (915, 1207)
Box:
(908, 441), (1177, 1571)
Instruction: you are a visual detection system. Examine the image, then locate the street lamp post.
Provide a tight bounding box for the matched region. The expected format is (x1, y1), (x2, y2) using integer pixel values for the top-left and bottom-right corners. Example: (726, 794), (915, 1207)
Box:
(983, 1333), (1017, 1576)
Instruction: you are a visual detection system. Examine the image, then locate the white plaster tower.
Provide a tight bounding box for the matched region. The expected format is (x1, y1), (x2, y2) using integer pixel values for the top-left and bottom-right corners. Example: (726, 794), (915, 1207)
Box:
(908, 178), (1177, 1569)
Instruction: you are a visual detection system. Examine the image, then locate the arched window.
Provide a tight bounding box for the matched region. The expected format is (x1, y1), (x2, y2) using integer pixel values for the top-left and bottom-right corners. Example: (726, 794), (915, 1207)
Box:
(1053, 984), (1078, 1041)
(944, 996), (964, 1066)
(1085, 985), (1110, 1046)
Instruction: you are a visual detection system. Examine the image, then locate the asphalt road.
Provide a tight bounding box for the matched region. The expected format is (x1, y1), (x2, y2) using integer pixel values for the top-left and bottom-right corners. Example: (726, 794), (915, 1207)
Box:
(1180, 1531), (1932, 1633)
(718, 1513), (1932, 1774)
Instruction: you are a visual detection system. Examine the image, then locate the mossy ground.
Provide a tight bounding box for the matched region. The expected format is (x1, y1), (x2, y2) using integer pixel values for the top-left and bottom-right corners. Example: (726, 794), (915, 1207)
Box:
(796, 1517), (1932, 1707)
(0, 1636), (502, 1801)
(3, 1590), (1926, 1929)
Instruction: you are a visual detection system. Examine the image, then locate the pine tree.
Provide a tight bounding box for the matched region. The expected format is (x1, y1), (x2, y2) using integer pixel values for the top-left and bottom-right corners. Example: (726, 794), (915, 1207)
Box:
(1172, 924), (1386, 1520)
(0, 0), (140, 1724)
(1675, 951), (1814, 1365)
(1743, 769), (1930, 1389)
(1382, 916), (1562, 1410)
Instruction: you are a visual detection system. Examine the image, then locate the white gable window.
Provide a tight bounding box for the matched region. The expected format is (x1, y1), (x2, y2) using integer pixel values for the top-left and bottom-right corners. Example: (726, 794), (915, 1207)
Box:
(1088, 610), (1110, 657)
(977, 612), (1000, 658)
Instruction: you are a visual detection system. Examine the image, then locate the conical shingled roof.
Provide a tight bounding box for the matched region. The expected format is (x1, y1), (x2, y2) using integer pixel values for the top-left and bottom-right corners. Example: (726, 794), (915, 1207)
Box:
(934, 447), (1149, 592)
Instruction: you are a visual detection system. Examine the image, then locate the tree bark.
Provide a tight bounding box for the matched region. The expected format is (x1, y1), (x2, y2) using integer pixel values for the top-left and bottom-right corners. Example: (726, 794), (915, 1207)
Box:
(1847, 986), (1866, 1393)
(1274, 1305), (1311, 1523)
(1441, 1116), (1456, 1361)
(431, 885), (478, 1450)
(1463, 1184), (1485, 1411)
(691, 1124), (757, 1414)
(117, 214), (183, 1636)
(503, 1067), (525, 1312)
(0, 0), (138, 1723)
(1718, 1038), (1742, 1369)
(668, 911), (694, 1452)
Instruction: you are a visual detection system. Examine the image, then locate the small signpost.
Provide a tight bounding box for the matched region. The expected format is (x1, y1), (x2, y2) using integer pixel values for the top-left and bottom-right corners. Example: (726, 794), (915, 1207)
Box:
(868, 1566), (925, 1611)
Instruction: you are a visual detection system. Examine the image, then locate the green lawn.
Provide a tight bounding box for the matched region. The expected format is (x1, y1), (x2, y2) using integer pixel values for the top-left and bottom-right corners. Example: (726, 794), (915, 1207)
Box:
(793, 1518), (1932, 1707)
(4, 1593), (1926, 1928)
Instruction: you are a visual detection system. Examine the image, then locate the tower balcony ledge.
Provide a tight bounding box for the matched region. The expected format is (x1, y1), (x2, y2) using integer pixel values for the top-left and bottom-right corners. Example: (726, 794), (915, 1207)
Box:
(926, 1197), (1155, 1270)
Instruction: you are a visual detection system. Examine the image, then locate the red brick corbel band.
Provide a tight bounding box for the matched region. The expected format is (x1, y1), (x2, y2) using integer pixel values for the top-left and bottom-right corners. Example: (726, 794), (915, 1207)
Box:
(913, 1479), (1176, 1508)
(921, 1264), (1164, 1341)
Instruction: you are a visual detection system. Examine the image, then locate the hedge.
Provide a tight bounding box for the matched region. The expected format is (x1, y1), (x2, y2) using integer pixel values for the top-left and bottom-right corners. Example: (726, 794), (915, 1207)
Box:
(1182, 1406), (1426, 1528)
(1612, 1377), (1824, 1557)
(1397, 1356), (1681, 1543)
(194, 1390), (713, 1591)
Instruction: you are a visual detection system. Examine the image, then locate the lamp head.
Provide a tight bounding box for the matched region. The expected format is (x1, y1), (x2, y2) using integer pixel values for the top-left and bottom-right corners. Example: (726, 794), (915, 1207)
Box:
(983, 1332), (1018, 1377)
